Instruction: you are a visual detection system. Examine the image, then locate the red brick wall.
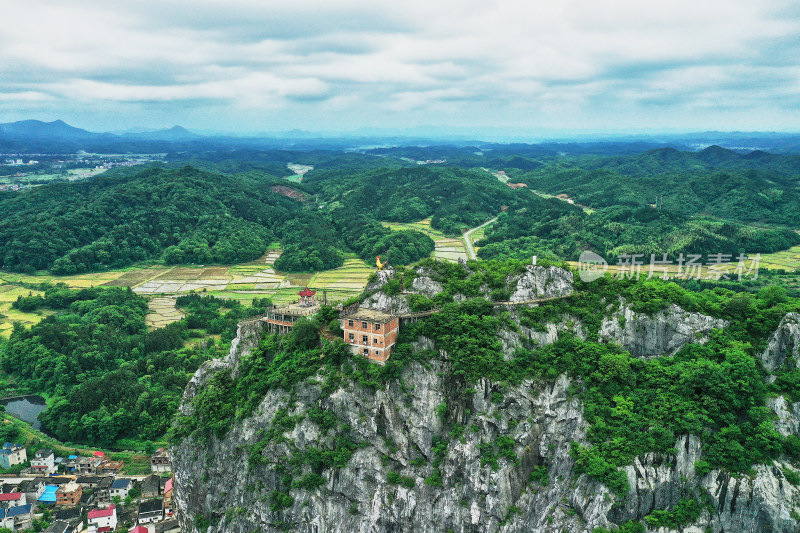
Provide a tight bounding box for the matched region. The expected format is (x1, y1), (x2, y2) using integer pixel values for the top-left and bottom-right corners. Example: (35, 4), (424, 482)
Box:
(342, 317), (400, 363)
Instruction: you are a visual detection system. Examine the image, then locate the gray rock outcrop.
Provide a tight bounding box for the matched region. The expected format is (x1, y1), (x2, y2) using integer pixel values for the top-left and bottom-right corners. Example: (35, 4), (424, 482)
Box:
(509, 265), (573, 301)
(599, 303), (727, 358)
(761, 312), (800, 373)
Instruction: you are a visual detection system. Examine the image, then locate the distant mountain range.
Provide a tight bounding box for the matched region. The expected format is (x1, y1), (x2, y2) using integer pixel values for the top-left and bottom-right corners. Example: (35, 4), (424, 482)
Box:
(0, 119), (799, 155)
(0, 119), (199, 141)
(0, 119), (100, 140)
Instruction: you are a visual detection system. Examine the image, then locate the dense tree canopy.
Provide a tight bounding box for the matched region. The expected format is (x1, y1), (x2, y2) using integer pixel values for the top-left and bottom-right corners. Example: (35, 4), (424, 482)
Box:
(1, 285), (267, 446)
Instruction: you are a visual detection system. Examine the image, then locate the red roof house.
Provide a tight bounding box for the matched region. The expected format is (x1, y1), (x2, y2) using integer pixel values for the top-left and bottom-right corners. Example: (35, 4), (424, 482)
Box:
(132, 527), (149, 533)
(0, 493), (23, 502)
(88, 504), (115, 519)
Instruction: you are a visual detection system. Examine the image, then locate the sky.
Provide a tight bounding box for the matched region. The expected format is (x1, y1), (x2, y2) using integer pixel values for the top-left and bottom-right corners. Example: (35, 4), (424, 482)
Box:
(1, 0), (798, 136)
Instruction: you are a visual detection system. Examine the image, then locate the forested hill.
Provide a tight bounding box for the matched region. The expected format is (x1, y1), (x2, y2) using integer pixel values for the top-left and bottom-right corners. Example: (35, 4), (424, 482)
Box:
(0, 165), (438, 274)
(0, 166), (302, 273)
(515, 146), (800, 225)
(305, 166), (521, 234)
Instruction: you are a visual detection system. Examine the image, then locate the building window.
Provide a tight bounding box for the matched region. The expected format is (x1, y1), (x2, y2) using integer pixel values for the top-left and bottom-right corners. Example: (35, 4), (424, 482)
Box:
(362, 335), (368, 343)
(348, 333), (354, 342)
(362, 321), (368, 328)
(363, 348), (369, 356)
(375, 323), (381, 331)
(373, 337), (379, 345)
(348, 320), (353, 327)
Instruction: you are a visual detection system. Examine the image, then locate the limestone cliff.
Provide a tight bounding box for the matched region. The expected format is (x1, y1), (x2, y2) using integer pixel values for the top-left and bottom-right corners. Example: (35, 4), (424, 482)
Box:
(172, 271), (800, 533)
(598, 302), (727, 358)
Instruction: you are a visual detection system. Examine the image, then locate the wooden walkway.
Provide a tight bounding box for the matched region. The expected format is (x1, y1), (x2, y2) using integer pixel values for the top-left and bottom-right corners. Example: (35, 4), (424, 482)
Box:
(241, 293), (574, 326)
(395, 293), (574, 318)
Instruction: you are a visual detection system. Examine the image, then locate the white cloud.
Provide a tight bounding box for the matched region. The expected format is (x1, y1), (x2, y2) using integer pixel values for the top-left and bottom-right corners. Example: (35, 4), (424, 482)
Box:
(0, 0), (797, 131)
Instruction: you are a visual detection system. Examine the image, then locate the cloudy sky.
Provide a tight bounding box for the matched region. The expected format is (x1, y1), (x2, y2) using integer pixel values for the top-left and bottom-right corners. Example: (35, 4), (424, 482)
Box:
(1, 0), (798, 135)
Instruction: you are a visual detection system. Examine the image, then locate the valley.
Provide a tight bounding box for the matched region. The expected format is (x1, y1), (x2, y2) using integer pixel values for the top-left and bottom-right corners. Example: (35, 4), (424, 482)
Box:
(0, 136), (798, 533)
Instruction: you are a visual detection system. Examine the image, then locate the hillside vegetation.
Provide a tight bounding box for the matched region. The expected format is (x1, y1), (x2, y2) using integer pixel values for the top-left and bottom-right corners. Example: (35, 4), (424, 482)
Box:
(0, 165), (436, 274)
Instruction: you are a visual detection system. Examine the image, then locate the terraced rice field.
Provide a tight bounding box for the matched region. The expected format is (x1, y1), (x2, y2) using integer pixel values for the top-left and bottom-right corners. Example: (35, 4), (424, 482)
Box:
(0, 246), (368, 332)
(382, 218), (468, 262)
(758, 246), (800, 271)
(311, 256), (373, 291)
(146, 297), (185, 329)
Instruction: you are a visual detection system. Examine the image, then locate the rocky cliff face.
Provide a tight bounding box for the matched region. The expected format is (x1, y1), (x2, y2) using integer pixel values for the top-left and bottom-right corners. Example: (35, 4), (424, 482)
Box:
(172, 272), (800, 533)
(598, 303), (728, 358)
(761, 312), (800, 373)
(509, 265), (574, 301)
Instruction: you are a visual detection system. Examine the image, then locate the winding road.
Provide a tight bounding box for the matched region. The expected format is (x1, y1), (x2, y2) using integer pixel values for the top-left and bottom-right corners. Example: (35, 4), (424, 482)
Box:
(463, 217), (498, 260)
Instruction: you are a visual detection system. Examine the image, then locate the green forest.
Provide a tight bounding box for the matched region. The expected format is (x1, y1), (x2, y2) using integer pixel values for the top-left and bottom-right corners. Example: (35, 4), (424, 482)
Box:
(0, 285), (267, 447)
(1, 145), (798, 275)
(0, 165), (437, 274)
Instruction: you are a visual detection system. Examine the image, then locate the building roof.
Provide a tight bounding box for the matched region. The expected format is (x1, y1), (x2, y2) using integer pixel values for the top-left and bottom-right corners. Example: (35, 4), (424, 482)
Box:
(99, 460), (124, 470)
(343, 308), (395, 323)
(93, 451), (105, 457)
(155, 520), (181, 533)
(142, 474), (162, 492)
(43, 520), (71, 533)
(110, 478), (131, 489)
(151, 447), (169, 458)
(56, 481), (80, 494)
(7, 503), (32, 517)
(299, 287), (316, 297)
(38, 485), (58, 503)
(139, 498), (164, 513)
(164, 478), (173, 492)
(53, 507), (81, 520)
(0, 492), (22, 501)
(131, 527), (149, 533)
(35, 448), (54, 457)
(88, 504), (115, 519)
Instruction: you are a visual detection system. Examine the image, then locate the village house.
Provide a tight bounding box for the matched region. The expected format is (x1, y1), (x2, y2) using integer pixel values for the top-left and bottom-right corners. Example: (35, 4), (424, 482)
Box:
(131, 526), (148, 533)
(97, 460), (124, 475)
(95, 477), (114, 504)
(141, 474), (162, 499)
(43, 519), (78, 533)
(109, 478), (132, 500)
(150, 448), (171, 473)
(53, 506), (81, 522)
(56, 481), (82, 506)
(64, 455), (102, 475)
(0, 443), (26, 469)
(340, 308), (400, 363)
(138, 498), (164, 524)
(31, 448), (56, 474)
(87, 504), (117, 533)
(17, 478), (45, 502)
(0, 492), (26, 508)
(265, 287), (320, 333)
(156, 519), (181, 533)
(1, 503), (32, 530)
(163, 477), (173, 518)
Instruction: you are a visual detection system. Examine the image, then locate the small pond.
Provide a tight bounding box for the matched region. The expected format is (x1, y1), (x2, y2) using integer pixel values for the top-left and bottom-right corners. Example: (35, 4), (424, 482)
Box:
(0, 395), (47, 430)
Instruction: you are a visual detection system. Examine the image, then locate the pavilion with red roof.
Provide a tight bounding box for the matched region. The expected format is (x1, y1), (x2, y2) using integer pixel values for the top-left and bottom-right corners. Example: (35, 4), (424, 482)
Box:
(298, 287), (316, 307)
(265, 287), (321, 333)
